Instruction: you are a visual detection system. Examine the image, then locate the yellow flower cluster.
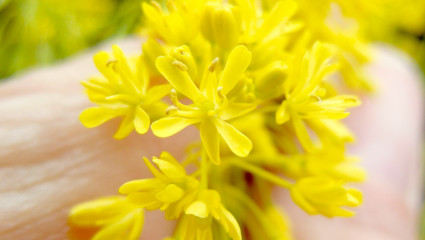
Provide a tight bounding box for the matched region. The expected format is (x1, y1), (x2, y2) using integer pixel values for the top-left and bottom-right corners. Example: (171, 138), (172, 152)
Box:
(70, 0), (370, 239)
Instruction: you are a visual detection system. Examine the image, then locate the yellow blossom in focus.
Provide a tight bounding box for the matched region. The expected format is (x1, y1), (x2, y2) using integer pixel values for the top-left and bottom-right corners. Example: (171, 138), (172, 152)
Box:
(151, 45), (256, 164)
(69, 196), (144, 240)
(79, 45), (171, 139)
(119, 152), (199, 220)
(290, 177), (362, 217)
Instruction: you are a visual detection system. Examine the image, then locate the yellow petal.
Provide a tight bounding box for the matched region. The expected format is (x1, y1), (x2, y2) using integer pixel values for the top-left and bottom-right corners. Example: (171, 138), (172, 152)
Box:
(217, 207), (242, 240)
(220, 103), (257, 121)
(114, 115), (134, 140)
(80, 107), (116, 128)
(155, 184), (185, 203)
(144, 84), (172, 105)
(133, 105), (150, 134)
(160, 151), (186, 173)
(276, 101), (290, 124)
(119, 179), (159, 194)
(200, 119), (220, 164)
(69, 196), (131, 227)
(215, 119), (252, 157)
(219, 45), (251, 95)
(256, 0), (297, 40)
(318, 95), (361, 109)
(151, 117), (200, 138)
(292, 117), (314, 152)
(290, 188), (317, 215)
(315, 119), (355, 142)
(93, 209), (144, 240)
(317, 206), (354, 218)
(156, 56), (200, 101)
(127, 192), (160, 209)
(346, 189), (363, 207)
(142, 38), (167, 76)
(152, 157), (186, 180)
(93, 51), (118, 82)
(186, 200), (209, 218)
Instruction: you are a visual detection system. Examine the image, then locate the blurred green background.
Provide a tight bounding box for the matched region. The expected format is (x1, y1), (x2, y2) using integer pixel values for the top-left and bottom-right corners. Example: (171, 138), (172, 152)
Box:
(0, 0), (423, 238)
(0, 0), (141, 79)
(0, 0), (424, 79)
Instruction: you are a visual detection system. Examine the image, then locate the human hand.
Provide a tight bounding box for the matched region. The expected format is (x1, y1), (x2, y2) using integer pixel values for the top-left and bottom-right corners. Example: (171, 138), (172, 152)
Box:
(0, 37), (423, 240)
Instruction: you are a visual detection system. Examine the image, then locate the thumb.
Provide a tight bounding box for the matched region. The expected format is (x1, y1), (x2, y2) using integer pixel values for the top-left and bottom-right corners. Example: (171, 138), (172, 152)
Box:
(0, 37), (185, 240)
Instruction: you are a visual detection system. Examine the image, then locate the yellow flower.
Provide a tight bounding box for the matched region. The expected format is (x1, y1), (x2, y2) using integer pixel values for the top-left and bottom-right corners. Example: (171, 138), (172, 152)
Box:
(276, 42), (360, 151)
(280, 145), (366, 182)
(151, 45), (256, 164)
(290, 177), (362, 217)
(68, 196), (144, 240)
(79, 45), (171, 139)
(119, 152), (199, 220)
(176, 189), (241, 240)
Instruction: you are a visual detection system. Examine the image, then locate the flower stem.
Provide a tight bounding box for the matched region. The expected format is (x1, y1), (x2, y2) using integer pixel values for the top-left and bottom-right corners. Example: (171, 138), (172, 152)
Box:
(227, 159), (292, 189)
(201, 147), (209, 189)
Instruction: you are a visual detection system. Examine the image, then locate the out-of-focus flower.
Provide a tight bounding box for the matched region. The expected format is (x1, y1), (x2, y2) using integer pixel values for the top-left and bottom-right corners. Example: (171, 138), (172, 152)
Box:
(275, 42), (360, 151)
(69, 196), (144, 240)
(119, 152), (199, 220)
(290, 177), (362, 217)
(176, 189), (241, 240)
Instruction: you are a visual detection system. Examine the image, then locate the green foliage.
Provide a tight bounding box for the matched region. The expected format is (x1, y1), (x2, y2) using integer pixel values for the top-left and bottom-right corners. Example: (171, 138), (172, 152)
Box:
(0, 0), (142, 79)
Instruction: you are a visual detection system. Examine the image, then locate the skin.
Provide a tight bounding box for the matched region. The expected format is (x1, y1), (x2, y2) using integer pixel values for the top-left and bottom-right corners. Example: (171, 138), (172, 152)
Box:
(0, 37), (423, 240)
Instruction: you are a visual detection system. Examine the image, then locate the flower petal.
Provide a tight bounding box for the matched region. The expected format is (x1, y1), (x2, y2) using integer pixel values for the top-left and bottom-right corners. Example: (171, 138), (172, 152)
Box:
(144, 84), (172, 105)
(156, 56), (200, 101)
(276, 101), (290, 124)
(114, 115), (135, 139)
(152, 157), (186, 181)
(255, 0), (297, 40)
(200, 119), (220, 164)
(80, 107), (117, 128)
(217, 207), (242, 240)
(155, 184), (185, 203)
(119, 179), (160, 194)
(151, 117), (200, 138)
(69, 196), (131, 227)
(219, 45), (251, 95)
(292, 116), (314, 152)
(220, 103), (257, 121)
(185, 200), (209, 218)
(133, 106), (150, 134)
(215, 119), (252, 157)
(93, 209), (144, 240)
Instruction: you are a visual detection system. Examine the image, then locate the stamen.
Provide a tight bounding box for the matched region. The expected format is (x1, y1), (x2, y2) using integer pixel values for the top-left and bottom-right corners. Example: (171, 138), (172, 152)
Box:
(165, 105), (178, 116)
(208, 57), (219, 72)
(172, 60), (188, 71)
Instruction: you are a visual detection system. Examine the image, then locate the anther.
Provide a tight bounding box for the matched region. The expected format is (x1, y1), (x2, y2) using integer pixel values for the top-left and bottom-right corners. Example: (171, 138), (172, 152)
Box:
(208, 57), (219, 72)
(165, 105), (178, 116)
(172, 60), (188, 71)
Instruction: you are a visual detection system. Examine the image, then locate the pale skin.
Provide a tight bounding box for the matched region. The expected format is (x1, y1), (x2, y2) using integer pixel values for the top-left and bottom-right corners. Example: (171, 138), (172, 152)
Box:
(0, 37), (423, 240)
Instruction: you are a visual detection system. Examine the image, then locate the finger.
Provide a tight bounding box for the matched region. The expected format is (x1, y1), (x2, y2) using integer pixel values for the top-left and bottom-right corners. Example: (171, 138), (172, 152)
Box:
(275, 45), (424, 240)
(0, 37), (190, 239)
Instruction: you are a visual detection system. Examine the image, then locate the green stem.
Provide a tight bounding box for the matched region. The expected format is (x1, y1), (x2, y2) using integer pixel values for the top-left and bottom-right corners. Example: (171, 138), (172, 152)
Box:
(227, 159), (292, 189)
